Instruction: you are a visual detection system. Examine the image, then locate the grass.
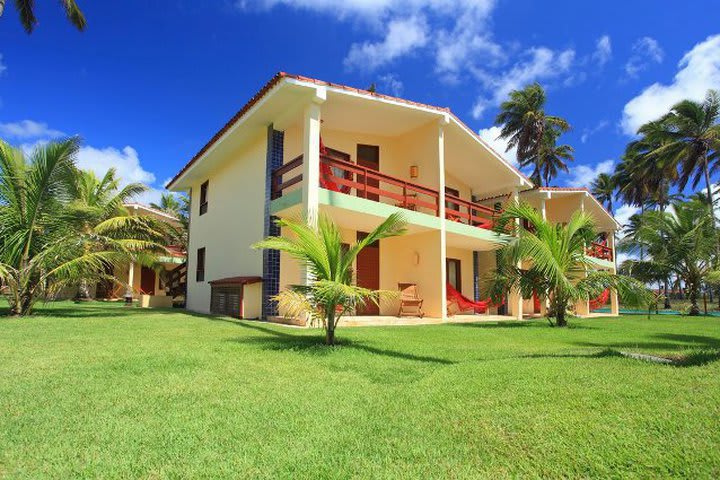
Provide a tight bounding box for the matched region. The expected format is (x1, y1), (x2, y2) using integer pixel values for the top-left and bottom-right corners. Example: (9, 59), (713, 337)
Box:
(1, 302), (719, 479)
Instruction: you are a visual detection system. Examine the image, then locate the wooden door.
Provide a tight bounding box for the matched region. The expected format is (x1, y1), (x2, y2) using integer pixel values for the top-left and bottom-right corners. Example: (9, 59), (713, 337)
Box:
(140, 266), (156, 295)
(356, 232), (380, 315)
(446, 258), (461, 292)
(356, 144), (380, 201)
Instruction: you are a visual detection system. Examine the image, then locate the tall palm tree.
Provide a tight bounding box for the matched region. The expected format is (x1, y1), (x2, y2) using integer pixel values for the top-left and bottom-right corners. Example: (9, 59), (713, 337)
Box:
(69, 168), (149, 299)
(0, 139), (163, 315)
(533, 127), (574, 187)
(646, 90), (720, 223)
(253, 213), (406, 345)
(0, 0), (86, 33)
(151, 193), (182, 217)
(620, 200), (717, 315)
(590, 173), (615, 214)
(151, 193), (189, 250)
(487, 202), (650, 327)
(495, 83), (571, 183)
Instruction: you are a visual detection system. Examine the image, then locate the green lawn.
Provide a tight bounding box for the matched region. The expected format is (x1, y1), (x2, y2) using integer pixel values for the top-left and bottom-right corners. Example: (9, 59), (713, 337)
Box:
(1, 302), (719, 479)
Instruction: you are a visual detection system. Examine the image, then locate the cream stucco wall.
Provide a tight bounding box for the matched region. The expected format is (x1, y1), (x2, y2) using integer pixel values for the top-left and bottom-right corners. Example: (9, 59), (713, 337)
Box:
(186, 133), (267, 314)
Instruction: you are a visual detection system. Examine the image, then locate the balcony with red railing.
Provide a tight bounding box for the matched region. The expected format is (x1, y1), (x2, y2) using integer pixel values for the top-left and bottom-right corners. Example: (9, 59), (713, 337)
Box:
(586, 241), (613, 261)
(270, 154), (501, 231)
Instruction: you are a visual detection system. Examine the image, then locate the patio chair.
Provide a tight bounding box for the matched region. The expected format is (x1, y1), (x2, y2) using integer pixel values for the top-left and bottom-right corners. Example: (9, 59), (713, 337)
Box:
(398, 283), (424, 318)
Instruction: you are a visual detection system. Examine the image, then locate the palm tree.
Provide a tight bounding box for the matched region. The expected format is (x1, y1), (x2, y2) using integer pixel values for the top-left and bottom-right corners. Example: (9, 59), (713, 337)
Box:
(533, 127), (574, 187)
(253, 213), (407, 345)
(0, 139), (164, 315)
(590, 173), (615, 214)
(151, 193), (182, 217)
(495, 83), (571, 183)
(0, 0), (86, 33)
(69, 168), (149, 299)
(620, 200), (717, 315)
(646, 90), (720, 224)
(487, 202), (650, 327)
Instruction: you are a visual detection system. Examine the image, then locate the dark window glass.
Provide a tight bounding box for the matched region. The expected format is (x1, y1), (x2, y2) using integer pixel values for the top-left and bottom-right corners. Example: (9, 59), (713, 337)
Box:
(196, 247), (206, 282)
(199, 181), (209, 215)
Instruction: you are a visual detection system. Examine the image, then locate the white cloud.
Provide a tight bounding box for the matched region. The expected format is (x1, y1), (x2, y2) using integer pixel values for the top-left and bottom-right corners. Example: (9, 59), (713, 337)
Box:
(568, 159), (614, 188)
(478, 125), (517, 166)
(614, 203), (639, 228)
(345, 16), (428, 70)
(471, 47), (576, 118)
(580, 120), (608, 143)
(0, 120), (64, 140)
(0, 53), (6, 76)
(621, 34), (720, 135)
(377, 73), (404, 96)
(624, 36), (664, 78)
(592, 35), (612, 66)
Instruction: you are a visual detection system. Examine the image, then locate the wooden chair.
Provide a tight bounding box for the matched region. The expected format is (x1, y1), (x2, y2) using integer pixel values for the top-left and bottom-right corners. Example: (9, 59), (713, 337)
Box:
(398, 283), (424, 318)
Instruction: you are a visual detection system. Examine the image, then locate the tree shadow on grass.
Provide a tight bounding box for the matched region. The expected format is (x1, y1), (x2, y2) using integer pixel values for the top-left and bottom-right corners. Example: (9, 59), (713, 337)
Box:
(448, 320), (596, 330)
(227, 321), (455, 365)
(572, 333), (720, 367)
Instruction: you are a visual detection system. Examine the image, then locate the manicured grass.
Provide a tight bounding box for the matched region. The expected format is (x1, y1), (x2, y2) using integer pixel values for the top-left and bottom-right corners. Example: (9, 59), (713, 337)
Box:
(1, 302), (719, 478)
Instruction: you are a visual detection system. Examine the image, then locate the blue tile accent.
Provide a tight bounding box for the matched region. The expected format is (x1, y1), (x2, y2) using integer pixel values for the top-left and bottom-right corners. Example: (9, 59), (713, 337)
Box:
(473, 251), (480, 301)
(262, 125), (284, 318)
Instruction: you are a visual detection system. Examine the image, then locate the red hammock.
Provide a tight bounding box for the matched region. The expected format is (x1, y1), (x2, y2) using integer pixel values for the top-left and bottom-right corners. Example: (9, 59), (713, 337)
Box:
(446, 283), (501, 314)
(589, 289), (610, 310)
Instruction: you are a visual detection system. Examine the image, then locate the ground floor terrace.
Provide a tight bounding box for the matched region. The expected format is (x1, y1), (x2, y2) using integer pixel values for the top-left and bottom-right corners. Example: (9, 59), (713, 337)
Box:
(1, 301), (718, 478)
(269, 188), (618, 325)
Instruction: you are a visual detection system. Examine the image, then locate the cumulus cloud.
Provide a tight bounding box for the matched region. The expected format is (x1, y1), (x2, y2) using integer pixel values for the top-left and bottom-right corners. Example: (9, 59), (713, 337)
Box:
(568, 159), (614, 188)
(471, 47), (576, 118)
(624, 36), (664, 78)
(377, 73), (404, 96)
(592, 35), (612, 66)
(345, 16), (428, 71)
(621, 34), (720, 135)
(580, 120), (609, 143)
(0, 120), (64, 139)
(3, 119), (166, 205)
(478, 125), (517, 166)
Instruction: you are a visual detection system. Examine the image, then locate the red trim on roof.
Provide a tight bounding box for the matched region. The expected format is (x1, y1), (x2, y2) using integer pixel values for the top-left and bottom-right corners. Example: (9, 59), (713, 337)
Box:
(209, 276), (263, 286)
(165, 72), (530, 190)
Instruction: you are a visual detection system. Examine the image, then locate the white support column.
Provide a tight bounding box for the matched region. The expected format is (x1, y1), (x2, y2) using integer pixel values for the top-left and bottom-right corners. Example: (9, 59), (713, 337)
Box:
(608, 230), (620, 315)
(508, 187), (524, 319)
(438, 114), (449, 320)
(301, 87), (326, 229)
(125, 261), (135, 305)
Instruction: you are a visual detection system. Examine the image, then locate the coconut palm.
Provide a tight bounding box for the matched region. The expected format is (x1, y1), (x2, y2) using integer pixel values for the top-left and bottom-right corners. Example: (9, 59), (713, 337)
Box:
(0, 0), (86, 33)
(533, 127), (574, 187)
(151, 193), (182, 217)
(69, 168), (149, 299)
(495, 83), (571, 182)
(487, 202), (650, 327)
(253, 213), (406, 345)
(590, 173), (615, 214)
(151, 193), (189, 250)
(0, 139), (164, 315)
(646, 91), (720, 221)
(620, 200), (717, 315)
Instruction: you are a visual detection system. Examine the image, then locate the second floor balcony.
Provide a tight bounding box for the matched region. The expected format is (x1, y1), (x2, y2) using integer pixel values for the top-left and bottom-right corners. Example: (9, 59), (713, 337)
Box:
(271, 153), (502, 231)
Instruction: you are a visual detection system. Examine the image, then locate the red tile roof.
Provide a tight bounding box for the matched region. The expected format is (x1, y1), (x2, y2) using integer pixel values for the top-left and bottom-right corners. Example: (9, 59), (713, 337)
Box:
(165, 72), (530, 189)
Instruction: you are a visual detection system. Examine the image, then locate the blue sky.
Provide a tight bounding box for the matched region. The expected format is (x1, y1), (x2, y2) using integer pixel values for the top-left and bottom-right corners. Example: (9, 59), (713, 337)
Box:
(1, 0), (719, 226)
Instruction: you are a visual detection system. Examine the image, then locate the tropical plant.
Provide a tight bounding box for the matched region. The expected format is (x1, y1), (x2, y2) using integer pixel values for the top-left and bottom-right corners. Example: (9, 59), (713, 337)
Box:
(253, 213), (407, 345)
(0, 139), (164, 315)
(531, 126), (574, 187)
(487, 202), (650, 327)
(151, 193), (182, 217)
(619, 200), (718, 316)
(151, 192), (189, 250)
(590, 173), (616, 214)
(495, 82), (571, 184)
(68, 168), (150, 299)
(0, 0), (86, 33)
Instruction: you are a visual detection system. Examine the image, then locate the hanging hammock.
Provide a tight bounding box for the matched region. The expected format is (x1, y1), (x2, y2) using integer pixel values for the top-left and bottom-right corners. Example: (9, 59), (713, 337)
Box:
(589, 289), (610, 311)
(446, 283), (503, 315)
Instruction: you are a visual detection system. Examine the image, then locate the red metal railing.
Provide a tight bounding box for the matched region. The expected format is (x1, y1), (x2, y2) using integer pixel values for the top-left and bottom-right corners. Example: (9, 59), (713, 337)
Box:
(445, 193), (499, 229)
(587, 241), (613, 261)
(270, 154), (499, 230)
